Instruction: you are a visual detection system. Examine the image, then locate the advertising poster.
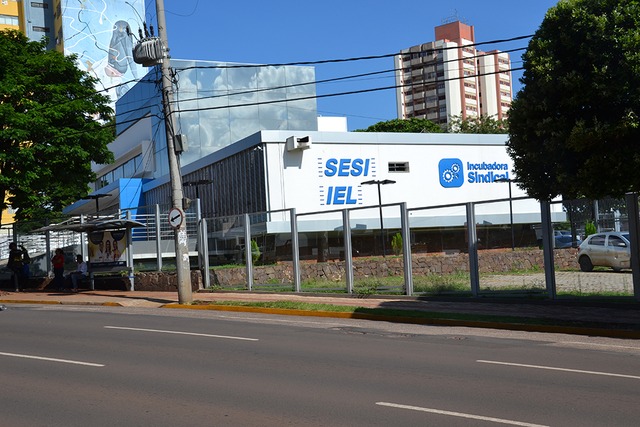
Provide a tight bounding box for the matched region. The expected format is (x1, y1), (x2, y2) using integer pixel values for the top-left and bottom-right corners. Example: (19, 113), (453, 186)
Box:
(88, 229), (127, 269)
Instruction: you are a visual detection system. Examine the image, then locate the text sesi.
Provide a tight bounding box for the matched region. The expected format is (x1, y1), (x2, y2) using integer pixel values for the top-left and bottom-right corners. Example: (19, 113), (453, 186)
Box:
(324, 158), (371, 177)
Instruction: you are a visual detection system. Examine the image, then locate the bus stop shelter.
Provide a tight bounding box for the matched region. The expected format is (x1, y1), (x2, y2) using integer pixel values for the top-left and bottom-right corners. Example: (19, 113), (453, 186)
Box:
(34, 219), (146, 290)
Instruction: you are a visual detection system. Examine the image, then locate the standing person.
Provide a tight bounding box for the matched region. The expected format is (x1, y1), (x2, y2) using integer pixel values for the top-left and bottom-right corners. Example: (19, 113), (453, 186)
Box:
(7, 242), (28, 292)
(68, 255), (88, 292)
(21, 244), (31, 281)
(51, 248), (66, 291)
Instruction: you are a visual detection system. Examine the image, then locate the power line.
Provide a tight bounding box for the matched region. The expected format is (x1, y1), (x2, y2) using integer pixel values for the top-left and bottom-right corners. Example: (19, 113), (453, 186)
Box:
(175, 34), (533, 71)
(14, 33), (528, 144)
(170, 47), (526, 106)
(41, 62), (523, 144)
(170, 66), (524, 116)
(14, 35), (527, 123)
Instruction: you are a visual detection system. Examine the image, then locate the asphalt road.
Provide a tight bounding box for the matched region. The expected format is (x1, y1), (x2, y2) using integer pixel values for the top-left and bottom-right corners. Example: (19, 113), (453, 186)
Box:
(2, 305), (640, 426)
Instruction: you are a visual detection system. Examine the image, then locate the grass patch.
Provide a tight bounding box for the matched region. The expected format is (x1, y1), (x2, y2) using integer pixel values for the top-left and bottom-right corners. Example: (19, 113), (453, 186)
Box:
(191, 299), (638, 330)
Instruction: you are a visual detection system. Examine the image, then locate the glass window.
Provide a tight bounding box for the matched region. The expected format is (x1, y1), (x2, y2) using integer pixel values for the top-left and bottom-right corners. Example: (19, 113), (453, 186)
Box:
(608, 236), (626, 247)
(589, 235), (606, 246)
(389, 162), (409, 173)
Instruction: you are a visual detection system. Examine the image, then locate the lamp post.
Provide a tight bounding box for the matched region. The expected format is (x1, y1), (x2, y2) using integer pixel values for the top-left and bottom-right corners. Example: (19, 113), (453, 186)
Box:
(494, 178), (515, 251)
(183, 179), (213, 200)
(361, 179), (396, 256)
(82, 193), (111, 214)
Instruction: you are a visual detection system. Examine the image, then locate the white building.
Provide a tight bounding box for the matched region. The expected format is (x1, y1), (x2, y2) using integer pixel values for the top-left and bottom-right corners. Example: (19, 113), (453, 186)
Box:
(149, 130), (563, 234)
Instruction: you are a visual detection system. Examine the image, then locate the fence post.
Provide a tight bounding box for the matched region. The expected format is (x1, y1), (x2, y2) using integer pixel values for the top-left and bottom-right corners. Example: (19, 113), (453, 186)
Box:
(200, 218), (210, 290)
(195, 199), (204, 290)
(466, 202), (479, 297)
(126, 211), (135, 291)
(540, 200), (557, 299)
(343, 209), (354, 294)
(401, 202), (413, 296)
(290, 208), (301, 292)
(80, 214), (87, 262)
(244, 213), (253, 291)
(45, 220), (51, 275)
(155, 204), (162, 271)
(625, 192), (640, 301)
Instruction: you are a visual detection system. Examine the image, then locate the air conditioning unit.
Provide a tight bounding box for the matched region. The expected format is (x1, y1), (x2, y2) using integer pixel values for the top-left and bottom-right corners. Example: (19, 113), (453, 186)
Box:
(286, 136), (311, 152)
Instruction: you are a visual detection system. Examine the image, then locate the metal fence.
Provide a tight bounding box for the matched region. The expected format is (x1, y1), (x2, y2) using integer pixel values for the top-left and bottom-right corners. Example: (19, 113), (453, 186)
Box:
(2, 195), (640, 300)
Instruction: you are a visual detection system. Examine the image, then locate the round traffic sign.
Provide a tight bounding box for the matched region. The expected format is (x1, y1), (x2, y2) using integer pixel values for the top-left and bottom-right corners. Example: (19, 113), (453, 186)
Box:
(168, 207), (184, 229)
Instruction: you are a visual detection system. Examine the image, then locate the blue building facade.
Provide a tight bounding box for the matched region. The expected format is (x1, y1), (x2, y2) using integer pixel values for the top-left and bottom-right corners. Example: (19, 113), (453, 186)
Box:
(65, 59), (317, 215)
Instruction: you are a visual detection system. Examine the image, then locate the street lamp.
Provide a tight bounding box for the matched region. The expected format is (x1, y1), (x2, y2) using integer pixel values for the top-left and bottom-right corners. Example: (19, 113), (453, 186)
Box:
(494, 178), (515, 251)
(183, 179), (213, 200)
(82, 193), (112, 214)
(361, 179), (396, 256)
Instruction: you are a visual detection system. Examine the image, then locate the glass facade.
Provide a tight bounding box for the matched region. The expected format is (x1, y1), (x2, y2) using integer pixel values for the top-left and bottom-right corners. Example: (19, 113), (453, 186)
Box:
(113, 60), (318, 183)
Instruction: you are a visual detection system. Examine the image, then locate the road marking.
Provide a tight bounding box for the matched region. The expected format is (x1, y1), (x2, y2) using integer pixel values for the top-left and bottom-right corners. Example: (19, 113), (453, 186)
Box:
(376, 402), (548, 426)
(104, 326), (259, 341)
(477, 360), (640, 380)
(0, 351), (104, 367)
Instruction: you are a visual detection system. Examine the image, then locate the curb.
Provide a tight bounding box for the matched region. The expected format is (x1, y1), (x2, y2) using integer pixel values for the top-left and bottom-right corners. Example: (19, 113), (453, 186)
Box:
(162, 303), (640, 340)
(0, 299), (125, 307)
(3, 299), (639, 340)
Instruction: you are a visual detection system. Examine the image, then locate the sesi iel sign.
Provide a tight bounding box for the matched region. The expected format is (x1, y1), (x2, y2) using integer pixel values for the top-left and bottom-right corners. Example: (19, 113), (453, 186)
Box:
(318, 157), (375, 205)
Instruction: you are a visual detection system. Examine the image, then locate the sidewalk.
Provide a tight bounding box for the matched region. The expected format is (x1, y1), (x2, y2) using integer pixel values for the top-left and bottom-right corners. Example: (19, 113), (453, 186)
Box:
(1, 289), (639, 339)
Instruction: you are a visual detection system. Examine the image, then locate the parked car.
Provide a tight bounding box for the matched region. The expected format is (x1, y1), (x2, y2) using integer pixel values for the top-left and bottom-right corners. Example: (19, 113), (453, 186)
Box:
(554, 230), (581, 248)
(577, 232), (630, 272)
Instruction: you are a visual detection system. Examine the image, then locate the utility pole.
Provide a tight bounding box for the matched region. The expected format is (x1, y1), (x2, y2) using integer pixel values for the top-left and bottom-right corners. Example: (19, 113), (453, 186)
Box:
(156, 0), (192, 303)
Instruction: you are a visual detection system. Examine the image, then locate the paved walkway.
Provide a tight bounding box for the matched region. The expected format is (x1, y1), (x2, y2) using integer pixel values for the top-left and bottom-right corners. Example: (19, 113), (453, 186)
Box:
(1, 288), (639, 338)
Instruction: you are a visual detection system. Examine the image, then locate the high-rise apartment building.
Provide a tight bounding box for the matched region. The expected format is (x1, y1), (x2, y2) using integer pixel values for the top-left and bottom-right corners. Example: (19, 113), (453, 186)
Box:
(395, 20), (512, 127)
(0, 0), (20, 31)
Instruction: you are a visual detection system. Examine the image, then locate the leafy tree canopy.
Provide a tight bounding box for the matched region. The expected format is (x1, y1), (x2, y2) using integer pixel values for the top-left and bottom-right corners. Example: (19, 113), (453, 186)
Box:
(507, 0), (640, 200)
(0, 30), (114, 225)
(356, 118), (442, 133)
(447, 114), (508, 134)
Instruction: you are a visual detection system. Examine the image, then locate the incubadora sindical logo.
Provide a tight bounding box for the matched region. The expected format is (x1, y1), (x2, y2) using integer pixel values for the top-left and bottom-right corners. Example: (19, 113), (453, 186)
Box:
(438, 158), (464, 188)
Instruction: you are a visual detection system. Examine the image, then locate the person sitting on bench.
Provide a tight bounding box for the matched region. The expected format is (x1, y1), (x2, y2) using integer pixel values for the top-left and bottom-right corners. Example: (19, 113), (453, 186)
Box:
(68, 255), (88, 292)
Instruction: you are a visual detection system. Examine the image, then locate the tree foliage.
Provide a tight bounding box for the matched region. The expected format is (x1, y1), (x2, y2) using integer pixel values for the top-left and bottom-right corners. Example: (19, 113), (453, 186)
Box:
(447, 114), (508, 134)
(0, 30), (114, 225)
(507, 0), (640, 200)
(356, 118), (442, 133)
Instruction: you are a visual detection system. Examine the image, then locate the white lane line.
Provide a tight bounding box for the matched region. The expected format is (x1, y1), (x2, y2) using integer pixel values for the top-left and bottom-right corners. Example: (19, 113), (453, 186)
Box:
(376, 402), (548, 427)
(0, 351), (104, 367)
(478, 360), (640, 380)
(104, 326), (259, 341)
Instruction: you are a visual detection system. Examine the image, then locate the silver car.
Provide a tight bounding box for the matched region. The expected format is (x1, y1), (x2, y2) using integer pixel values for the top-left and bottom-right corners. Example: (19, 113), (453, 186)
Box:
(577, 232), (631, 272)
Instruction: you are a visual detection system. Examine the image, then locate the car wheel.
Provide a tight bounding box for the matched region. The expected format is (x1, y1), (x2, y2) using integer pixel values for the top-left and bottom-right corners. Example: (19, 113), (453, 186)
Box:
(579, 256), (593, 272)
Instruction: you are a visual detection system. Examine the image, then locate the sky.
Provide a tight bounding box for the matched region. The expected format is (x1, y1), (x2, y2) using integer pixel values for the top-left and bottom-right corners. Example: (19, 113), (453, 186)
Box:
(142, 0), (560, 131)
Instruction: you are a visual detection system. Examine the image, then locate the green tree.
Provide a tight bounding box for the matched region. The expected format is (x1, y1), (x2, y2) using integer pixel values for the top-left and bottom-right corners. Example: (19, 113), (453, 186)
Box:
(0, 30), (114, 225)
(356, 118), (442, 133)
(507, 0), (640, 201)
(447, 114), (508, 134)
(391, 233), (403, 255)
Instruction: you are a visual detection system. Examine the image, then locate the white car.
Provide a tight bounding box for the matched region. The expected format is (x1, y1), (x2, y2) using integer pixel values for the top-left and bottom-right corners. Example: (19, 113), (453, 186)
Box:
(577, 232), (631, 272)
